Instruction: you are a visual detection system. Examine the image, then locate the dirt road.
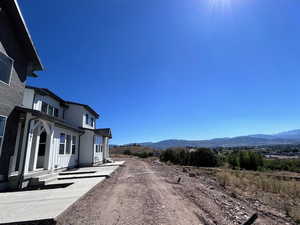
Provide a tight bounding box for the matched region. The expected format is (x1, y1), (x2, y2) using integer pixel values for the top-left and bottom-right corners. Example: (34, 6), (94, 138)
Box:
(56, 158), (295, 225)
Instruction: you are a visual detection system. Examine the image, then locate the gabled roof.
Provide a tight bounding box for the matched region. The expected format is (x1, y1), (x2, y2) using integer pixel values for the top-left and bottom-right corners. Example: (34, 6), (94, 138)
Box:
(95, 128), (112, 138)
(26, 86), (68, 107)
(66, 101), (100, 119)
(0, 0), (43, 72)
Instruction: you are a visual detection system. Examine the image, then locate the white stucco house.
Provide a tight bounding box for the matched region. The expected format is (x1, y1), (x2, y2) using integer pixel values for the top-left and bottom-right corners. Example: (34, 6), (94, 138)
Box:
(7, 86), (112, 189)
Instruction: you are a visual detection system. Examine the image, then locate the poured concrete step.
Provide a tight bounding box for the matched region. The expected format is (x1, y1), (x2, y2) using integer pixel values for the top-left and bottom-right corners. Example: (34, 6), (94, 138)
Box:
(59, 171), (96, 176)
(29, 173), (58, 187)
(58, 174), (110, 180)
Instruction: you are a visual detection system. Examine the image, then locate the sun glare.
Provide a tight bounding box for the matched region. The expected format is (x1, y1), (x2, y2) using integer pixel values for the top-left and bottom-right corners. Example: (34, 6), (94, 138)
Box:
(208, 0), (232, 12)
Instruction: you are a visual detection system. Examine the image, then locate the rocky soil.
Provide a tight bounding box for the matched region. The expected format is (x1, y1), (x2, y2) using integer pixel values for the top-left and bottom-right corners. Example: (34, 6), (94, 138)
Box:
(56, 157), (296, 225)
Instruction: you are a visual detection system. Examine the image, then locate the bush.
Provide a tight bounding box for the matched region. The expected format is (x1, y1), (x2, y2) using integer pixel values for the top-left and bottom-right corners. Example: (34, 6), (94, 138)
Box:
(123, 149), (132, 155)
(263, 158), (300, 172)
(131, 151), (154, 158)
(160, 148), (219, 167)
(227, 151), (263, 171)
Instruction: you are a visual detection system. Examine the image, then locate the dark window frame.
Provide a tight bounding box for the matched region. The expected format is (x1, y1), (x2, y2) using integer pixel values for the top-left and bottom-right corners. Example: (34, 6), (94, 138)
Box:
(0, 52), (14, 86)
(54, 108), (59, 117)
(41, 102), (48, 114)
(85, 114), (89, 125)
(90, 117), (94, 127)
(48, 105), (54, 117)
(59, 133), (66, 154)
(72, 136), (76, 154)
(0, 115), (7, 154)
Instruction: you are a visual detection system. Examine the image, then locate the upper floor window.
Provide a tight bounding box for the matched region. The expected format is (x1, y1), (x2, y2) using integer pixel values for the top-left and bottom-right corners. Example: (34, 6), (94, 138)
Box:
(85, 114), (89, 125)
(48, 105), (54, 117)
(90, 118), (94, 127)
(0, 116), (7, 153)
(41, 102), (48, 113)
(41, 101), (59, 118)
(54, 108), (59, 118)
(0, 52), (13, 85)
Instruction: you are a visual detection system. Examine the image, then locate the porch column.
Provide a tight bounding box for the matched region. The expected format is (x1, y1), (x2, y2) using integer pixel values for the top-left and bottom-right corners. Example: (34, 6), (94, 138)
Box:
(23, 120), (35, 174)
(17, 114), (31, 174)
(31, 132), (40, 171)
(44, 124), (54, 170)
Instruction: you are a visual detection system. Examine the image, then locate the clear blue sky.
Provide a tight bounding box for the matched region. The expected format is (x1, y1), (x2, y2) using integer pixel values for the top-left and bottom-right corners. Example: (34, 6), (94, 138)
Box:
(20, 0), (300, 144)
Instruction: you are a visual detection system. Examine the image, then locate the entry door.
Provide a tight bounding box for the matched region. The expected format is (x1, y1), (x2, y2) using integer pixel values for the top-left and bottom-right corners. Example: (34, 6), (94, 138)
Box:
(36, 131), (47, 169)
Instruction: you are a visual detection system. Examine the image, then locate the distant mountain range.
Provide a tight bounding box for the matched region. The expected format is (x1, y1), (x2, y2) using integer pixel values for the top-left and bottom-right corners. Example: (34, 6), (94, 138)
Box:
(134, 129), (300, 149)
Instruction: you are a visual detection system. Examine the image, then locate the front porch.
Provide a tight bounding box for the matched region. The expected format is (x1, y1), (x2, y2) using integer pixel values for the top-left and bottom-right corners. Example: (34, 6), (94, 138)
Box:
(8, 115), (55, 188)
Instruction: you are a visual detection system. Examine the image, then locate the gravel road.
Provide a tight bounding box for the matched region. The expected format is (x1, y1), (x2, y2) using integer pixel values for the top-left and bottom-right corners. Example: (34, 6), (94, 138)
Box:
(56, 158), (295, 225)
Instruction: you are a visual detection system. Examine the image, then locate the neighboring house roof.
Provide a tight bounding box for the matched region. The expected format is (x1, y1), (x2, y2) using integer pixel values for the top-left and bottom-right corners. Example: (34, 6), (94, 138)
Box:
(80, 128), (112, 139)
(0, 0), (43, 72)
(26, 86), (68, 107)
(15, 106), (84, 133)
(66, 101), (100, 119)
(95, 128), (112, 139)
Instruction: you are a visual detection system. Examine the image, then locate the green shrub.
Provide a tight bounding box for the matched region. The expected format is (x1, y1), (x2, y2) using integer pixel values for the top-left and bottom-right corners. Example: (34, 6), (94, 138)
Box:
(227, 151), (263, 171)
(159, 148), (219, 167)
(123, 149), (132, 155)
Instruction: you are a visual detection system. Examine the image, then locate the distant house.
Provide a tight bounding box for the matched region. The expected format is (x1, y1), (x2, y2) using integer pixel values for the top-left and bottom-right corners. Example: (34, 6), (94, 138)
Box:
(5, 86), (112, 189)
(0, 0), (43, 188)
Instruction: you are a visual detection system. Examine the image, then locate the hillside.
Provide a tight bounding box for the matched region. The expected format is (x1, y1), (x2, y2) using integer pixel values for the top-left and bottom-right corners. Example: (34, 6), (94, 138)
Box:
(128, 129), (300, 149)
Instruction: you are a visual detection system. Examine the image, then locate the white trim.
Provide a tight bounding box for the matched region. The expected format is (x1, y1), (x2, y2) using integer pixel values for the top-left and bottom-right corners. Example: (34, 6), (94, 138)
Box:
(0, 51), (14, 86)
(0, 115), (7, 158)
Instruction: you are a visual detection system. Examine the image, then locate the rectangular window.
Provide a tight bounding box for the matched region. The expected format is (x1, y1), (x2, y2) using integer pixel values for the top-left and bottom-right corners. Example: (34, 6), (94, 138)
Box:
(48, 105), (54, 116)
(59, 133), (65, 154)
(41, 102), (48, 113)
(54, 108), (59, 117)
(66, 135), (71, 154)
(0, 116), (7, 153)
(85, 114), (89, 125)
(0, 52), (13, 85)
(72, 136), (76, 154)
(90, 118), (94, 127)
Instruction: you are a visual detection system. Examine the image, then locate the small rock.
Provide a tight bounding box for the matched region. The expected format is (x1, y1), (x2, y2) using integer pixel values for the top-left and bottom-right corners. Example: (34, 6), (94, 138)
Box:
(189, 173), (196, 177)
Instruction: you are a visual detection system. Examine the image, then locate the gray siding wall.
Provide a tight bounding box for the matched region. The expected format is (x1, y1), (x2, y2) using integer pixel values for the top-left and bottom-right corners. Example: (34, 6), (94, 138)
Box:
(0, 8), (32, 179)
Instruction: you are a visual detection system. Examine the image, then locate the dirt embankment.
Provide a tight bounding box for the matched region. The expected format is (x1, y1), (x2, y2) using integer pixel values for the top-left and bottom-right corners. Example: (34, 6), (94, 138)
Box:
(56, 158), (296, 225)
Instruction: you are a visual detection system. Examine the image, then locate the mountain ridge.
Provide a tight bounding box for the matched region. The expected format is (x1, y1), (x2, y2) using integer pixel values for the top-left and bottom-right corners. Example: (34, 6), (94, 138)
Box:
(130, 129), (300, 149)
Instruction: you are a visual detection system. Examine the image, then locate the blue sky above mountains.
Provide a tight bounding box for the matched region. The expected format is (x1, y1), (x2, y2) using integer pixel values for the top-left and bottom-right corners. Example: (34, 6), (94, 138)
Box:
(20, 0), (300, 144)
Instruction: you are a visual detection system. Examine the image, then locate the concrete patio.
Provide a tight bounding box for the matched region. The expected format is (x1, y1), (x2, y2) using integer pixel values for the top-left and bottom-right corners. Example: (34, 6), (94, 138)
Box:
(0, 161), (125, 224)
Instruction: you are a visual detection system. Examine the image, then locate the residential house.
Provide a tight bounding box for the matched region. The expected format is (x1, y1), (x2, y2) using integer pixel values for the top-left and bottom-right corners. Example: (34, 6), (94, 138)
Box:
(0, 0), (112, 190)
(6, 86), (112, 189)
(0, 0), (43, 189)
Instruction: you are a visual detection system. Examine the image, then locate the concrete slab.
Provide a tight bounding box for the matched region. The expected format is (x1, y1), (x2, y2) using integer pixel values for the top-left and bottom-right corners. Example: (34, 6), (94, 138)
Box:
(0, 162), (122, 224)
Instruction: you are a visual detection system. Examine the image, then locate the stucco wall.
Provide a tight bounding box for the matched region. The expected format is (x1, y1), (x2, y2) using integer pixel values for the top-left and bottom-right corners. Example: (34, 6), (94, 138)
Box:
(64, 104), (83, 128)
(79, 130), (94, 166)
(64, 104), (97, 129)
(22, 88), (34, 109)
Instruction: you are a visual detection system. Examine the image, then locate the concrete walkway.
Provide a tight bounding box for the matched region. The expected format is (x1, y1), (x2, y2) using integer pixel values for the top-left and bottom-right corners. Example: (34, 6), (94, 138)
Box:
(0, 161), (124, 224)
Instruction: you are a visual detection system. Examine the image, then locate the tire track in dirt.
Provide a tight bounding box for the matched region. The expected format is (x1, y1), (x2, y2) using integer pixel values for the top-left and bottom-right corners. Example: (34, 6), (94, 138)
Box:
(56, 158), (296, 225)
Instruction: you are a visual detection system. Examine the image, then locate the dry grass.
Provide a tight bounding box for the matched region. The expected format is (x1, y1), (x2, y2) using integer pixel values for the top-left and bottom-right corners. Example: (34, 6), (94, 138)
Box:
(216, 169), (300, 223)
